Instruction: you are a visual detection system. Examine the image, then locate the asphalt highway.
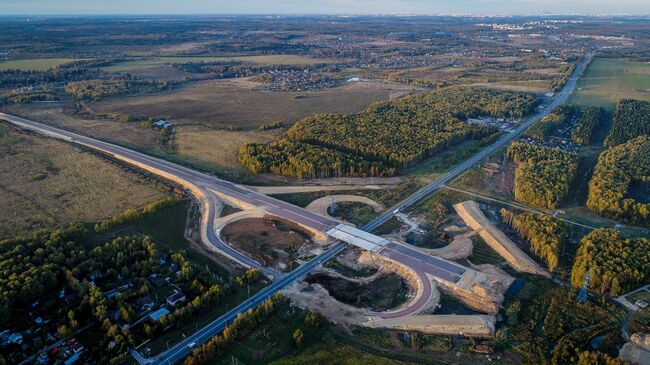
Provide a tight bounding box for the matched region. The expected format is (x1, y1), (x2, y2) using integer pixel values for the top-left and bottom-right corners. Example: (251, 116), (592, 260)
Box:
(0, 52), (591, 365)
(365, 52), (593, 234)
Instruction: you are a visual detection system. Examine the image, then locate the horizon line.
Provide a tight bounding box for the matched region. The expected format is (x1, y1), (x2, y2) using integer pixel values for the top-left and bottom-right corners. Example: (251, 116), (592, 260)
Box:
(1, 13), (650, 18)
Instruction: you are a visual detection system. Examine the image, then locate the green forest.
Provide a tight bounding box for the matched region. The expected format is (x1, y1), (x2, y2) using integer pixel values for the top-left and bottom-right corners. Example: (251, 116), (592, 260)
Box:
(586, 136), (650, 227)
(0, 219), (264, 364)
(239, 87), (537, 179)
(500, 209), (567, 272)
(507, 142), (579, 209)
(238, 140), (395, 179)
(572, 106), (605, 145)
(496, 279), (625, 365)
(604, 99), (650, 147)
(571, 229), (650, 297)
(525, 105), (574, 141)
(64, 78), (173, 100)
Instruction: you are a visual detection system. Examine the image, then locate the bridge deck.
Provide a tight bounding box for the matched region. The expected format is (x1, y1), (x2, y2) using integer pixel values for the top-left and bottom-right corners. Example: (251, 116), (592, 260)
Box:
(326, 224), (388, 253)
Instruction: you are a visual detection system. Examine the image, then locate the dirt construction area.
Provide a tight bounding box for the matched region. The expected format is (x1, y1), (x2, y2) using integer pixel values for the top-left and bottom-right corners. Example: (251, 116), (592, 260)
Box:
(220, 217), (315, 272)
(454, 200), (549, 277)
(305, 272), (410, 312)
(0, 122), (166, 239)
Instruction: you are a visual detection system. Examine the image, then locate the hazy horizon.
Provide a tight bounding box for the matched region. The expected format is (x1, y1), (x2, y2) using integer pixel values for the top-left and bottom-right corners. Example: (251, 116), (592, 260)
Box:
(1, 0), (649, 16)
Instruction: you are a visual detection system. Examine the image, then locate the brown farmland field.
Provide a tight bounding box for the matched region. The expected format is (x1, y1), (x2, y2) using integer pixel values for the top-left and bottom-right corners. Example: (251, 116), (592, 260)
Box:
(0, 122), (166, 239)
(90, 78), (418, 129)
(3, 103), (166, 154)
(3, 104), (279, 182)
(173, 125), (279, 179)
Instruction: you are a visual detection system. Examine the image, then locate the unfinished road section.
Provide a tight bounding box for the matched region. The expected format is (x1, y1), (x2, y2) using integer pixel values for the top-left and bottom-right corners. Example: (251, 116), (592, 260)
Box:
(0, 112), (490, 314)
(455, 200), (550, 277)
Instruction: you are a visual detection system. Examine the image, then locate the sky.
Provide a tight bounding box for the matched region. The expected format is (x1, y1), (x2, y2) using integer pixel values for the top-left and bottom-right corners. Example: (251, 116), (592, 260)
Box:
(0, 0), (648, 16)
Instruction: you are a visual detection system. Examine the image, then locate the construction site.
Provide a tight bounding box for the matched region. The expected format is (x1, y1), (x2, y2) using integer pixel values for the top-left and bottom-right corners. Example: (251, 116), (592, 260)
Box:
(213, 189), (552, 337)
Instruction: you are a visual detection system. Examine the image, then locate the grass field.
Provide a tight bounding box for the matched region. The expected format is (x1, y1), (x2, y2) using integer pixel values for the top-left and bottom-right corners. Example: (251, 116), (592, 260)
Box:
(0, 122), (166, 239)
(410, 133), (501, 179)
(2, 103), (277, 183)
(334, 202), (377, 227)
(173, 125), (278, 179)
(208, 300), (418, 365)
(90, 78), (412, 129)
(468, 236), (505, 265)
(3, 103), (166, 154)
(570, 58), (650, 111)
(470, 80), (554, 93)
(0, 57), (79, 71)
(92, 201), (232, 276)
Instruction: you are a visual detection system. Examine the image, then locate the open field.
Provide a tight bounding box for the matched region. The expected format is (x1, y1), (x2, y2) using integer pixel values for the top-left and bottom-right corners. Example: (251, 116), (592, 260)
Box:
(2, 103), (166, 153)
(0, 57), (79, 71)
(468, 236), (506, 265)
(99, 55), (342, 80)
(90, 79), (417, 129)
(92, 200), (239, 276)
(1, 103), (280, 182)
(333, 202), (377, 227)
(0, 122), (165, 239)
(174, 125), (278, 177)
(570, 58), (650, 110)
(470, 80), (554, 93)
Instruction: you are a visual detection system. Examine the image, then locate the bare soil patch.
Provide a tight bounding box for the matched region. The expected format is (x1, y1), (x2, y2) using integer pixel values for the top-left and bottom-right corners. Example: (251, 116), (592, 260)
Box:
(221, 217), (312, 272)
(305, 272), (410, 312)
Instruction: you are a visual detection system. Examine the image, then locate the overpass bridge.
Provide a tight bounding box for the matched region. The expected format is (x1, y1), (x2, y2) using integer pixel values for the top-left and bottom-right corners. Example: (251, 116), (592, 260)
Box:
(0, 51), (592, 365)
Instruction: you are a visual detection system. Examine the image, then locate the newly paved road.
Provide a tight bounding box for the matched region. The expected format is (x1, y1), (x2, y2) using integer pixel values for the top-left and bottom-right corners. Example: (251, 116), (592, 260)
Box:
(0, 111), (338, 278)
(0, 52), (591, 364)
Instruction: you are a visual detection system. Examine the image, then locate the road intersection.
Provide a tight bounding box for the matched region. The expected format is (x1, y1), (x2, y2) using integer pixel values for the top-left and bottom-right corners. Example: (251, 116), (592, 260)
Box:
(0, 52), (591, 365)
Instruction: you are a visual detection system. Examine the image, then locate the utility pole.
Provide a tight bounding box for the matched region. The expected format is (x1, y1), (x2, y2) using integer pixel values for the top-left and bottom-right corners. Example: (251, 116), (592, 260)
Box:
(577, 272), (590, 304)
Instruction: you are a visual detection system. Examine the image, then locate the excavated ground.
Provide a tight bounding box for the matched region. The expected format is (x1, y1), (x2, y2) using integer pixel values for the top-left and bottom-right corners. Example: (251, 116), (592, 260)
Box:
(221, 217), (313, 272)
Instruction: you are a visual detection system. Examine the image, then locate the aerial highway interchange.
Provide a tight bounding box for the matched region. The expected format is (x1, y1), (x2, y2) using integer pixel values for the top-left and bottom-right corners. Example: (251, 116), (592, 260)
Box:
(0, 52), (592, 365)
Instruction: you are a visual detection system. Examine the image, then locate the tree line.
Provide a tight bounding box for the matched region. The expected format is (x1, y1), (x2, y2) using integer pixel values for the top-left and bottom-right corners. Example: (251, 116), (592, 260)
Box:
(64, 78), (174, 101)
(0, 58), (117, 88)
(238, 139), (396, 179)
(173, 61), (329, 81)
(94, 197), (179, 233)
(572, 106), (605, 145)
(239, 87), (537, 179)
(507, 142), (579, 209)
(500, 209), (566, 272)
(571, 228), (650, 297)
(586, 136), (650, 227)
(183, 293), (284, 365)
(604, 99), (650, 147)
